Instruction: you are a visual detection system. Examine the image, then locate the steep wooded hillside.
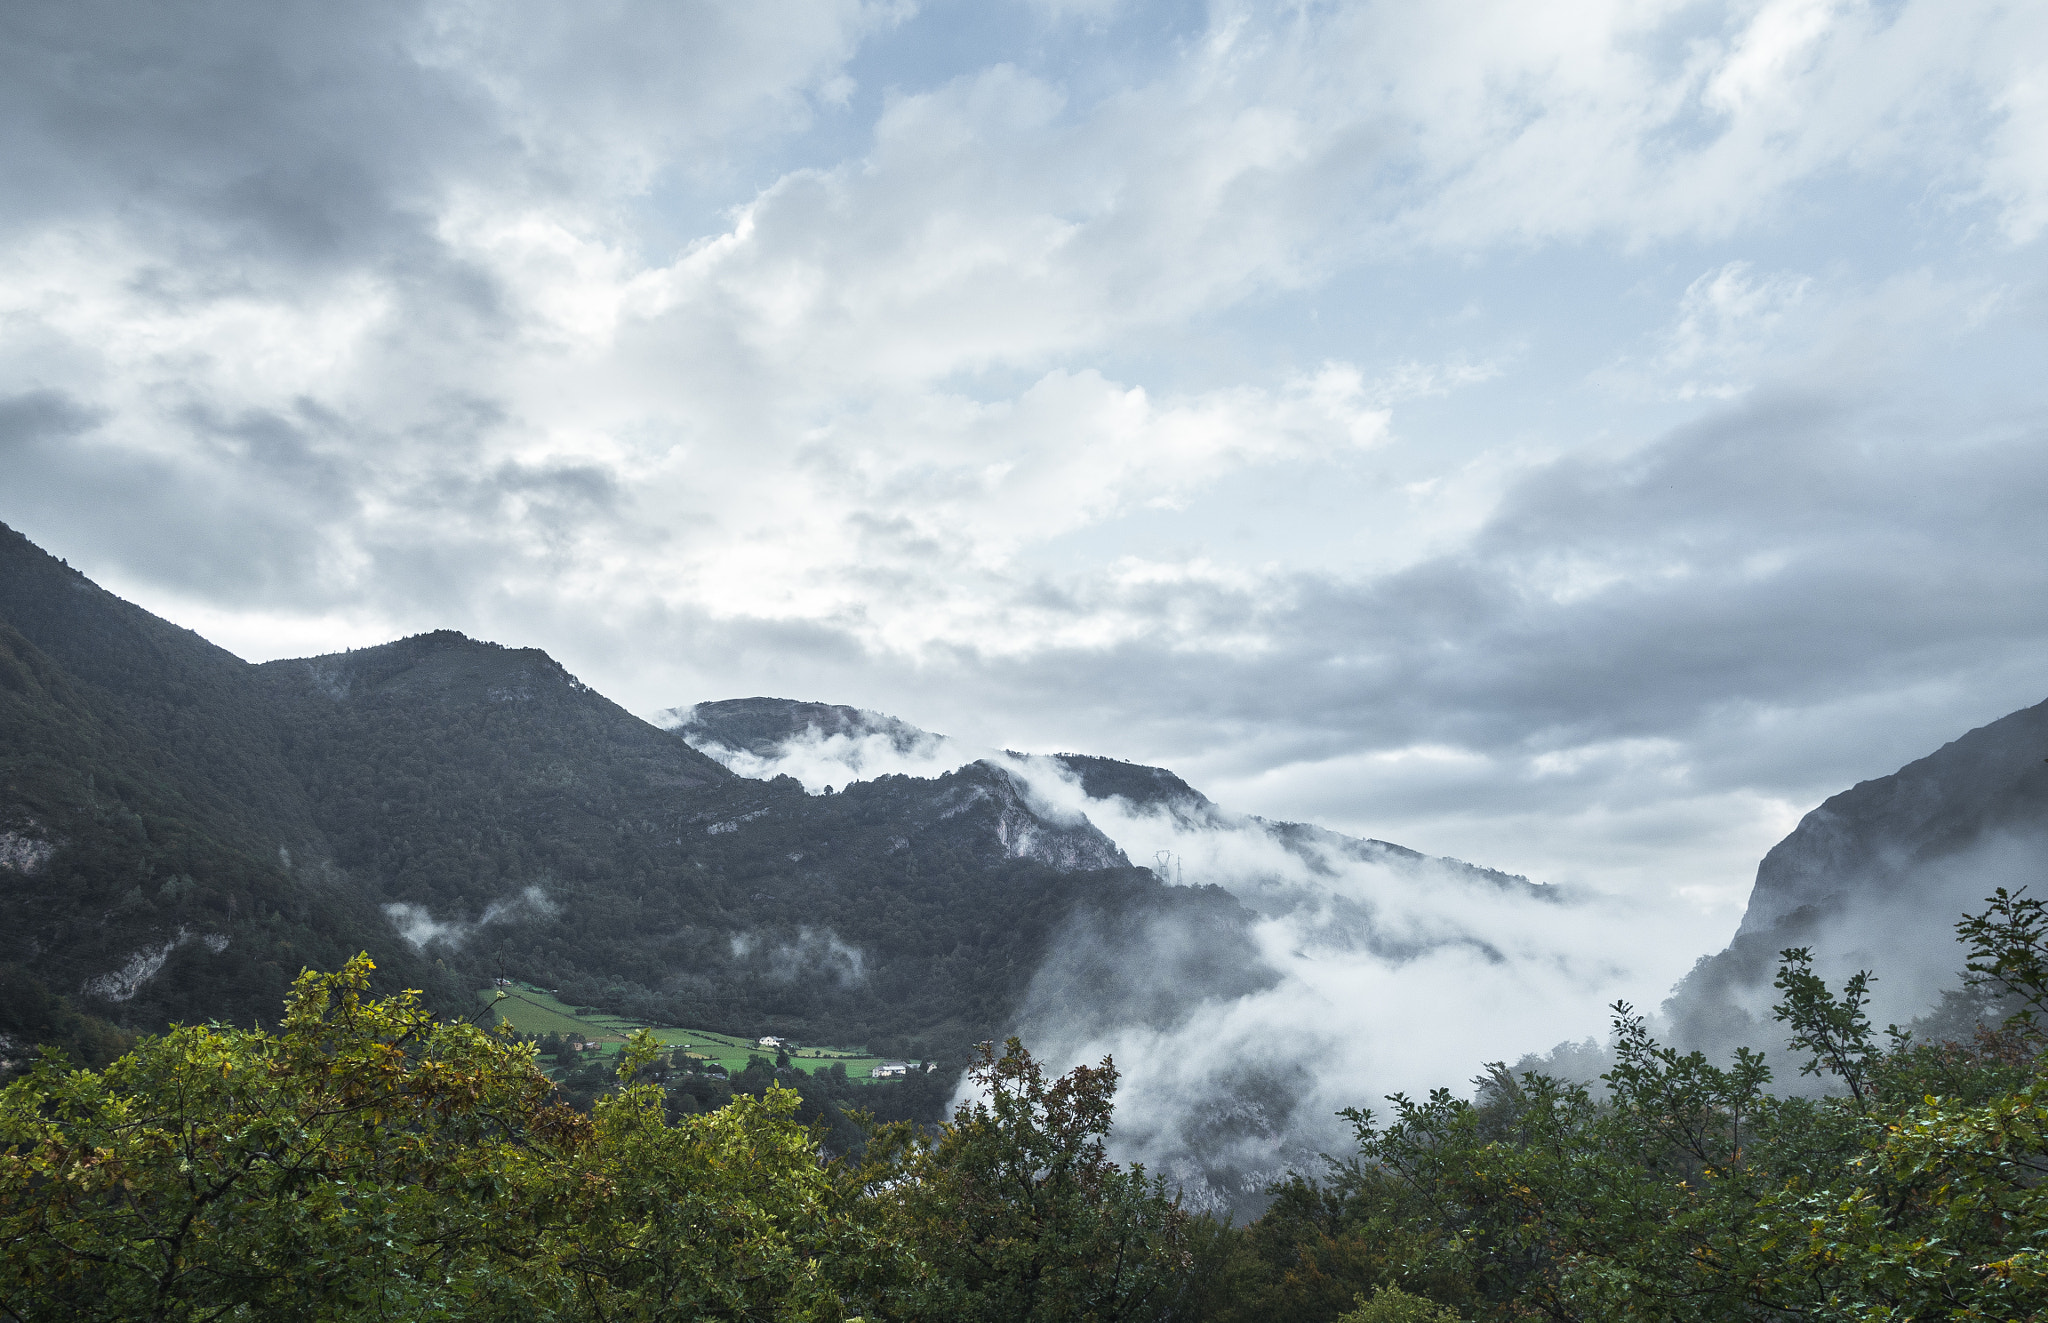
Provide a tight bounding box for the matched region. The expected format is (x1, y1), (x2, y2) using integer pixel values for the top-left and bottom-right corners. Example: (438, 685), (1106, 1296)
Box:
(0, 524), (459, 1029)
(0, 523), (1235, 1061)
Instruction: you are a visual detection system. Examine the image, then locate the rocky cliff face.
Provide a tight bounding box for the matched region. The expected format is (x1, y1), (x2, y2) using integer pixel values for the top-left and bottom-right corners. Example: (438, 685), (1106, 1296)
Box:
(1668, 696), (2048, 1056)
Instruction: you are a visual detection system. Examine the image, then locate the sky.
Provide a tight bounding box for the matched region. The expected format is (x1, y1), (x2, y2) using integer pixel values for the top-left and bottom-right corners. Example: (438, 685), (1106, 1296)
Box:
(3, 0), (2046, 977)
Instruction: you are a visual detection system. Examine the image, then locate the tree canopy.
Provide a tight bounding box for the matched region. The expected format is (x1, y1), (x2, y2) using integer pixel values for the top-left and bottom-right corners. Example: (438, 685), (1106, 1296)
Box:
(3, 892), (2045, 1321)
(0, 958), (1187, 1322)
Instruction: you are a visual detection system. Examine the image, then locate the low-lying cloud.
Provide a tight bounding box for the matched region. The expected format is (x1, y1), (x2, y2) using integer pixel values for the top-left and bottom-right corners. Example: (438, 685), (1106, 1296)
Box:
(699, 722), (1717, 1211)
(383, 885), (561, 952)
(664, 706), (968, 790)
(728, 925), (869, 988)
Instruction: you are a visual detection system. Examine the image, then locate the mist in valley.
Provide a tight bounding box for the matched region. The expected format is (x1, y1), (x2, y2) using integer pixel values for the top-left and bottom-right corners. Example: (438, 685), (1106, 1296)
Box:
(674, 714), (1794, 1211)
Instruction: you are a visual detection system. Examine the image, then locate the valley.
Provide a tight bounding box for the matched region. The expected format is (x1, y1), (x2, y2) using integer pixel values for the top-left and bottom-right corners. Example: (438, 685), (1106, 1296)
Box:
(5, 515), (2047, 1217)
(477, 980), (892, 1079)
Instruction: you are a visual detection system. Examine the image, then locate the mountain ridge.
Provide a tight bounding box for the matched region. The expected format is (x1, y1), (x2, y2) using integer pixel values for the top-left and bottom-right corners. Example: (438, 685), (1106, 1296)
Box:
(672, 693), (1545, 899)
(0, 523), (1261, 1062)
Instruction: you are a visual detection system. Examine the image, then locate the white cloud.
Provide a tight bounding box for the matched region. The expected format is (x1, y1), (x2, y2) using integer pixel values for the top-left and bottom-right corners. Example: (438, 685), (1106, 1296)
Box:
(1658, 261), (1813, 398)
(706, 722), (1720, 1205)
(384, 886), (560, 951)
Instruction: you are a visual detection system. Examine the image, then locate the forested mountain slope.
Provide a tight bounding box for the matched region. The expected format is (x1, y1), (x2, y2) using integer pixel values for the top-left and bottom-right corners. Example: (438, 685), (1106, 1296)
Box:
(663, 697), (941, 759)
(0, 523), (460, 1030)
(0, 522), (1240, 1061)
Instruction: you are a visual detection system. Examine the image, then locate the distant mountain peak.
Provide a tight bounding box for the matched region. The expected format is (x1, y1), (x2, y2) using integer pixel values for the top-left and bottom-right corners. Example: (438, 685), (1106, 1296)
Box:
(266, 631), (594, 706)
(664, 693), (1550, 907)
(1734, 696), (2048, 940)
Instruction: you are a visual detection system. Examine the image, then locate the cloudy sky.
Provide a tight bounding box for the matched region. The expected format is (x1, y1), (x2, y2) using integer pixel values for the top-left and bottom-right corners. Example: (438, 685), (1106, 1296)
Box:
(4, 0), (2045, 961)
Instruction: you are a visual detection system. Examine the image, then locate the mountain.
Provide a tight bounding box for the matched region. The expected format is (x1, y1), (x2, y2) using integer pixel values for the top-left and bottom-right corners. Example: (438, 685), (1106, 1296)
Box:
(1667, 695), (2048, 1056)
(667, 698), (1129, 872)
(2, 518), (1568, 1197)
(661, 694), (1573, 1213)
(0, 522), (1246, 1061)
(672, 697), (1544, 899)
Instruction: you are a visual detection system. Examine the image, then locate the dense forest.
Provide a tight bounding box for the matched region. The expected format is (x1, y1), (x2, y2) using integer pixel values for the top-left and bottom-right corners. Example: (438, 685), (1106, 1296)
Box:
(4, 890), (2043, 1320)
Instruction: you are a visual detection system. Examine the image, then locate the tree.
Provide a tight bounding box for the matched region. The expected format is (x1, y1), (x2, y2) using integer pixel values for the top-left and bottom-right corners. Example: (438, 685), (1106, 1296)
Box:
(1758, 891), (2048, 1320)
(512, 1029), (912, 1321)
(1336, 892), (2048, 1322)
(883, 1038), (1192, 1323)
(0, 959), (904, 1322)
(0, 954), (575, 1320)
(0, 964), (131, 1081)
(1958, 885), (2048, 1030)
(1334, 1285), (1460, 1323)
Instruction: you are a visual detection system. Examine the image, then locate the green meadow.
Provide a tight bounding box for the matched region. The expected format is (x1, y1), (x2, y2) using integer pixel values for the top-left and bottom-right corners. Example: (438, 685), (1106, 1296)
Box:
(478, 983), (888, 1078)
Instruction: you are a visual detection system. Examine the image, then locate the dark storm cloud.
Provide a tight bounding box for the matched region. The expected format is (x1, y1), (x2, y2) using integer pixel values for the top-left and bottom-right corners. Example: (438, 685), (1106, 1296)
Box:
(0, 389), (104, 445)
(178, 400), (358, 504)
(0, 2), (495, 269)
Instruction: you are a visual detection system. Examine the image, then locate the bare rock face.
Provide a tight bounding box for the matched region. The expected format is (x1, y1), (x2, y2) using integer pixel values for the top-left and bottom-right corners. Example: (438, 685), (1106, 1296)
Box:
(1668, 696), (2048, 1056)
(0, 823), (56, 875)
(928, 763), (1130, 872)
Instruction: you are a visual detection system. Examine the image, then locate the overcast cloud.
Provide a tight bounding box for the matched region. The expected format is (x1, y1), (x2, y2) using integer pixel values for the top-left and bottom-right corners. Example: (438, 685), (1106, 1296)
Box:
(3, 0), (2046, 984)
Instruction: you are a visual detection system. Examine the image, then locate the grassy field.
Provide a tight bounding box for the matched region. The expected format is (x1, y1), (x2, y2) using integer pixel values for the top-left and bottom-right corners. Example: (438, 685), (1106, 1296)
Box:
(477, 983), (888, 1078)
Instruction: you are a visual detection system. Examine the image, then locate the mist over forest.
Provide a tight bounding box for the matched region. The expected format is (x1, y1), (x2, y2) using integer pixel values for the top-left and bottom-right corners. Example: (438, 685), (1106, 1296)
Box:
(6, 513), (2041, 1216)
(5, 522), (2046, 1319)
(669, 691), (2048, 1211)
